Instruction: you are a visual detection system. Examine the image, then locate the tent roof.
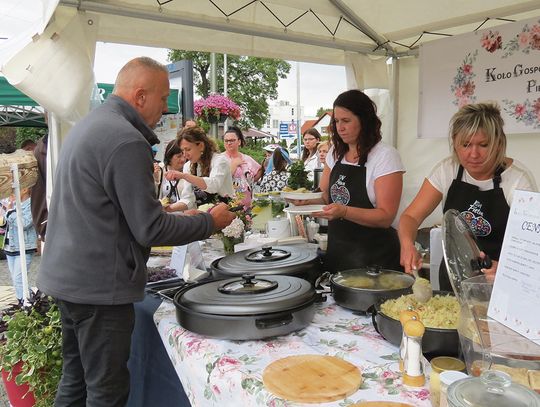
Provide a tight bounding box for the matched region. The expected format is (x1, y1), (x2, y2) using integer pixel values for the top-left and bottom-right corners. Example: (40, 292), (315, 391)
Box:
(59, 0), (540, 63)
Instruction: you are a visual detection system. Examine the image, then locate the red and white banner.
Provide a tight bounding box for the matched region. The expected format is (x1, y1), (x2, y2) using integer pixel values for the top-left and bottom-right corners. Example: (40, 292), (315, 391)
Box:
(419, 16), (540, 138)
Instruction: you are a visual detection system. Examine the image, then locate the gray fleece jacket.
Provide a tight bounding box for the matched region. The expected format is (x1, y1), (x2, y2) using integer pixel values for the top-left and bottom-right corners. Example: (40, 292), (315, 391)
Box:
(38, 95), (214, 305)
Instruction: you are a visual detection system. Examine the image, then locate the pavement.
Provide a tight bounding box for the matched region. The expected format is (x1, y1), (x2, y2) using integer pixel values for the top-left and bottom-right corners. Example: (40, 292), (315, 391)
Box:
(0, 254), (40, 308)
(0, 254), (41, 407)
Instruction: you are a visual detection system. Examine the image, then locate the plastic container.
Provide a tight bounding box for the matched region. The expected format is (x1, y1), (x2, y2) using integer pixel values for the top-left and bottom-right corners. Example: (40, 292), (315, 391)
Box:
(430, 357), (466, 406)
(439, 370), (468, 407)
(1, 361), (36, 407)
(446, 370), (540, 407)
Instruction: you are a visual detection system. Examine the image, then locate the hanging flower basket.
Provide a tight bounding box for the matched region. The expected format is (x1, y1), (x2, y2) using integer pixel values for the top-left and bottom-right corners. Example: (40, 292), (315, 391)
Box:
(194, 94), (241, 123)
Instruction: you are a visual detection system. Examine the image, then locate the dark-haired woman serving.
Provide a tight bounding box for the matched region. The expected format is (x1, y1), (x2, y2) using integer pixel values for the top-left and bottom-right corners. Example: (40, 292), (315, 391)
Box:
(293, 90), (405, 272)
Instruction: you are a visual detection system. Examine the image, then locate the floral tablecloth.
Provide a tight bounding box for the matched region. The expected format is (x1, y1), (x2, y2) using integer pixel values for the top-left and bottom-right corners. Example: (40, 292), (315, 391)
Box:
(154, 298), (432, 407)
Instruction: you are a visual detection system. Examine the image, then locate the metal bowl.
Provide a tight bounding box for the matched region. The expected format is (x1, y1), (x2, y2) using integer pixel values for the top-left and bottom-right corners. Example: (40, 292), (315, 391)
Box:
(331, 266), (414, 313)
(371, 291), (460, 357)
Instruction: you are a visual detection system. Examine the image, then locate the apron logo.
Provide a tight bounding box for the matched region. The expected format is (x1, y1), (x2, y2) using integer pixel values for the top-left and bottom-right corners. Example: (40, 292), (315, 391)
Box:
(461, 201), (492, 237)
(330, 175), (350, 205)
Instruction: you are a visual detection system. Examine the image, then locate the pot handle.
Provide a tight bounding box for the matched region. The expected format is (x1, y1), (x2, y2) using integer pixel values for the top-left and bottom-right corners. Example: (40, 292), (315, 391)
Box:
(255, 314), (293, 330)
(370, 305), (381, 335)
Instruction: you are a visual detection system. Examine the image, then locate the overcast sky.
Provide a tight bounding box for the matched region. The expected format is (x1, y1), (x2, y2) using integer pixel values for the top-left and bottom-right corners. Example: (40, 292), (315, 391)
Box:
(94, 42), (347, 117)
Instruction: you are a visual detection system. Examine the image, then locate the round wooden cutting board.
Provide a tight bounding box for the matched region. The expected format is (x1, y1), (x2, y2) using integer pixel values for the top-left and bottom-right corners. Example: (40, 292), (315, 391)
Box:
(262, 355), (362, 403)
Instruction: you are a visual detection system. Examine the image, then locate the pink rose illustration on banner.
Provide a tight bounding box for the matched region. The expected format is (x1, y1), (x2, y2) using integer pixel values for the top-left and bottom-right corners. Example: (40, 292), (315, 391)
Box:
(450, 50), (478, 107)
(502, 20), (540, 57)
(503, 97), (540, 129)
(481, 30), (502, 53)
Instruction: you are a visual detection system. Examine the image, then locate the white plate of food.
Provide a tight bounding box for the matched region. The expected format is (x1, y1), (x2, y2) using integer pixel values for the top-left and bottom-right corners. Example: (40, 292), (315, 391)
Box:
(281, 190), (323, 200)
(284, 205), (326, 215)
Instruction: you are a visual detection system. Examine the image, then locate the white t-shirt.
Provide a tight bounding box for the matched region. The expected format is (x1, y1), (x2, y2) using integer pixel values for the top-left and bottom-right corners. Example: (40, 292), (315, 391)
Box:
(304, 153), (321, 182)
(428, 157), (538, 206)
(179, 153), (235, 209)
(326, 141), (406, 208)
(158, 165), (185, 203)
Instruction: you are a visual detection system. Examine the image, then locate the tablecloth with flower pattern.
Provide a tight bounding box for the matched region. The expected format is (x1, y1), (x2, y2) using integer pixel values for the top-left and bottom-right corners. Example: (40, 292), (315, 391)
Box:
(153, 297), (432, 406)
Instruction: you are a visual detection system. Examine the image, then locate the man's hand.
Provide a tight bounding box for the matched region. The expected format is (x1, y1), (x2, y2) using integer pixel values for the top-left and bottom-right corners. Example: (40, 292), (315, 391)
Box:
(209, 203), (235, 231)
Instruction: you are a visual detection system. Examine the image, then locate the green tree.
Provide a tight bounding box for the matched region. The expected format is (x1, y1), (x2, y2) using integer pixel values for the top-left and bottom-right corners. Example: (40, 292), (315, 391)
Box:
(316, 107), (331, 117)
(15, 127), (46, 148)
(167, 51), (290, 129)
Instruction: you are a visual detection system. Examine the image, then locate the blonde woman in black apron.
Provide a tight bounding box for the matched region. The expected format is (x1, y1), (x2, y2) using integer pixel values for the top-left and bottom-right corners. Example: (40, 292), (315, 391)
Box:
(399, 103), (537, 290)
(292, 90), (405, 272)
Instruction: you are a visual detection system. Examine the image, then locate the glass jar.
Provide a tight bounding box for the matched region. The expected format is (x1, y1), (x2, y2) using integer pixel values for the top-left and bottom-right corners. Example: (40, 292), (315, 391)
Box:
(447, 370), (540, 407)
(439, 370), (468, 407)
(268, 192), (286, 218)
(430, 357), (466, 407)
(251, 193), (272, 232)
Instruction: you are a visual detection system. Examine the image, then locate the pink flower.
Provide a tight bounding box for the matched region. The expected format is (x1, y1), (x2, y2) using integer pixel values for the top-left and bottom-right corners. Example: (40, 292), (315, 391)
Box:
(534, 98), (540, 114)
(351, 325), (362, 331)
(458, 98), (469, 108)
(531, 24), (540, 35)
(530, 32), (540, 50)
(185, 338), (204, 355)
(515, 104), (526, 116)
(481, 31), (502, 52)
(519, 32), (530, 47)
(462, 81), (475, 96)
(412, 388), (430, 400)
(212, 385), (221, 395)
(216, 355), (241, 375)
(462, 64), (472, 74)
(382, 370), (397, 379)
(194, 94), (241, 120)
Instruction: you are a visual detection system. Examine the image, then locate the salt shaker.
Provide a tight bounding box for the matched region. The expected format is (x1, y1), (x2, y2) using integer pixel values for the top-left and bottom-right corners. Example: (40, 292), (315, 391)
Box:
(398, 309), (419, 372)
(402, 318), (425, 387)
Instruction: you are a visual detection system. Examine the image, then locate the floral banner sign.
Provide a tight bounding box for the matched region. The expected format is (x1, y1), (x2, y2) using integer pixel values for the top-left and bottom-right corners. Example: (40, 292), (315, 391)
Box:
(419, 16), (540, 138)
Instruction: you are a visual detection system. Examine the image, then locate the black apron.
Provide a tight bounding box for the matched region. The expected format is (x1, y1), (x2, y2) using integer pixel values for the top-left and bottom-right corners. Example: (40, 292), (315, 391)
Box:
(439, 165), (509, 290)
(326, 161), (401, 273)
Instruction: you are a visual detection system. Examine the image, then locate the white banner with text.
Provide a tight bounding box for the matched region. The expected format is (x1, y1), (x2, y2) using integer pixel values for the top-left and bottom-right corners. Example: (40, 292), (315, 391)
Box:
(419, 16), (540, 138)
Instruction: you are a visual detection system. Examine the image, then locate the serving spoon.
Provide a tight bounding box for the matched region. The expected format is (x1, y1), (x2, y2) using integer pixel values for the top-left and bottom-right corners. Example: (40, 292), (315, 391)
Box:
(411, 267), (432, 303)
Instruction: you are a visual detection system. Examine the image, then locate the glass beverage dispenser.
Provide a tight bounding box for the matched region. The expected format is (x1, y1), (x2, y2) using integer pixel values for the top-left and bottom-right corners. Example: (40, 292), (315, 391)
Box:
(442, 210), (540, 389)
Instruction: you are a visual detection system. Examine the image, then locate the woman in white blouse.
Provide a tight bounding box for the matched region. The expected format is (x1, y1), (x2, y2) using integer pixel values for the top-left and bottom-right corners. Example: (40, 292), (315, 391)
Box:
(302, 127), (322, 181)
(165, 126), (234, 210)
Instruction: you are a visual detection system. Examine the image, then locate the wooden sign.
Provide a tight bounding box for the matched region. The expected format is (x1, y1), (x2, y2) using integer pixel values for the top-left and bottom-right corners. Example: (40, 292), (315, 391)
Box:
(0, 149), (38, 199)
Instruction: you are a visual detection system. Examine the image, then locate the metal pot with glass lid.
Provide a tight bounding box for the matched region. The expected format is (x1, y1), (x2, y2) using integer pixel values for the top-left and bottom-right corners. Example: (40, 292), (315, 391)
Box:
(174, 274), (317, 340)
(331, 266), (414, 313)
(211, 245), (321, 283)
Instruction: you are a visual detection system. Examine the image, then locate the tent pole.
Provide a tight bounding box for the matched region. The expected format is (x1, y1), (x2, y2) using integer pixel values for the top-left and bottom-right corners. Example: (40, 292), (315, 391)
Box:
(10, 164), (30, 303)
(223, 54), (228, 133)
(210, 52), (218, 139)
(390, 57), (400, 149)
(296, 62), (302, 160)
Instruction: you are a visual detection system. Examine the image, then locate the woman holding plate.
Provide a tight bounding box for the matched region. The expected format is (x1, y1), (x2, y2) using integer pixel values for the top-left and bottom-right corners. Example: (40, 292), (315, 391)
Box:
(292, 90), (405, 272)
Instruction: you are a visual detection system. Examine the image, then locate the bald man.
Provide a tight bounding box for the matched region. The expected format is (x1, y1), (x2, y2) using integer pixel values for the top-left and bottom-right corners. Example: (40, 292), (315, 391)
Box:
(38, 57), (234, 407)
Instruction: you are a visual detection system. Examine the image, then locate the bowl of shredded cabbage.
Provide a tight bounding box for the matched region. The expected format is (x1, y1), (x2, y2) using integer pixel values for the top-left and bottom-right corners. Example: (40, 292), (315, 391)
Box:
(372, 291), (460, 356)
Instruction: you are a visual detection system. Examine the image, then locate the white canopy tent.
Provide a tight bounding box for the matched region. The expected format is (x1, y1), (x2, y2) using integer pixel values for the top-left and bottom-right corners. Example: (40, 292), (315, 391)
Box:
(1, 0), (539, 226)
